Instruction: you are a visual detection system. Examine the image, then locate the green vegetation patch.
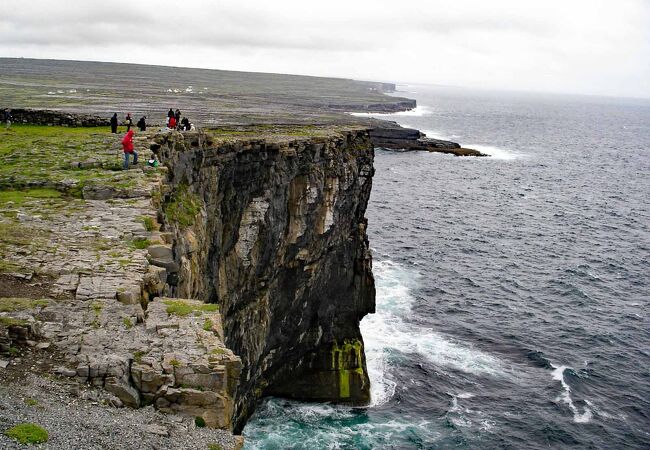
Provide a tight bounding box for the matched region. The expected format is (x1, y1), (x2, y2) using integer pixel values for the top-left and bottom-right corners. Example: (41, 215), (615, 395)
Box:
(0, 317), (29, 327)
(4, 423), (49, 444)
(0, 125), (150, 196)
(194, 416), (206, 428)
(0, 188), (62, 206)
(0, 221), (43, 246)
(24, 398), (39, 407)
(130, 238), (150, 250)
(164, 184), (201, 228)
(208, 443), (223, 450)
(133, 350), (146, 363)
(203, 317), (214, 331)
(163, 299), (219, 317)
(0, 298), (48, 312)
(141, 216), (155, 231)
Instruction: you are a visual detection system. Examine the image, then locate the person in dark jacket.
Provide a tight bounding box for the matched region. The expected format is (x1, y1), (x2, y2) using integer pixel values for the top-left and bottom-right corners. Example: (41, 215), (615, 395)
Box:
(137, 116), (147, 132)
(122, 129), (137, 169)
(125, 113), (133, 132)
(180, 117), (190, 131)
(174, 109), (181, 126)
(110, 113), (118, 133)
(168, 108), (174, 120)
(4, 109), (12, 129)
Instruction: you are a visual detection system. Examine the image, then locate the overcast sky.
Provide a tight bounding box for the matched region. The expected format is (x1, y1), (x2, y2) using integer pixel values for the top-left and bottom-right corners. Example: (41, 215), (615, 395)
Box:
(1, 0), (649, 98)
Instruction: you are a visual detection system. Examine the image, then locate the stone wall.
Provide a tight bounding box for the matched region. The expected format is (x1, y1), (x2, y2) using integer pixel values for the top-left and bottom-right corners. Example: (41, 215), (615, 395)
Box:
(3, 108), (109, 127)
(154, 129), (376, 431)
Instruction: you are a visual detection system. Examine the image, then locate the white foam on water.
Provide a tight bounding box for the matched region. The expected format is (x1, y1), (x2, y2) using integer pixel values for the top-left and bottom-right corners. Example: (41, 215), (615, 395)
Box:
(392, 106), (431, 117)
(361, 260), (509, 406)
(421, 129), (454, 141)
(349, 105), (431, 118)
(551, 365), (593, 423)
(464, 144), (525, 161)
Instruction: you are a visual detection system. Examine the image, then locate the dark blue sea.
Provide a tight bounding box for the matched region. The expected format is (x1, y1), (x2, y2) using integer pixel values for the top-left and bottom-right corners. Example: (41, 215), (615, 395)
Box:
(243, 86), (650, 449)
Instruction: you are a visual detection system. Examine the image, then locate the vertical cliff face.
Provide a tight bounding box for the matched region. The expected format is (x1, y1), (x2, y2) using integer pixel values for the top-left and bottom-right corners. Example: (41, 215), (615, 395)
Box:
(156, 129), (376, 431)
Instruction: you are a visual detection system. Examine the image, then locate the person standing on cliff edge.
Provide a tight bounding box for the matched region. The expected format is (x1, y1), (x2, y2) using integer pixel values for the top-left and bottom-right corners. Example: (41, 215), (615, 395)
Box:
(110, 113), (118, 133)
(125, 113), (133, 132)
(137, 116), (147, 131)
(122, 129), (137, 169)
(4, 109), (12, 129)
(174, 108), (181, 127)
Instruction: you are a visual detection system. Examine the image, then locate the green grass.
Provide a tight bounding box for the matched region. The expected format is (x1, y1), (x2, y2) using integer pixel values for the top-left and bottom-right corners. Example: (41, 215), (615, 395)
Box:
(208, 443), (223, 450)
(0, 188), (62, 206)
(163, 299), (219, 317)
(0, 317), (29, 327)
(0, 125), (150, 197)
(141, 216), (155, 231)
(133, 350), (146, 363)
(122, 317), (133, 329)
(130, 238), (150, 250)
(194, 416), (206, 428)
(170, 359), (181, 367)
(24, 398), (38, 407)
(4, 423), (49, 444)
(203, 318), (214, 331)
(0, 298), (48, 312)
(164, 184), (201, 228)
(0, 222), (46, 247)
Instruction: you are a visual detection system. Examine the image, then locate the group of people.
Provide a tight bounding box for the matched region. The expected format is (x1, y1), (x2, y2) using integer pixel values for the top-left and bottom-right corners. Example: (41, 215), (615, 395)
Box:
(166, 108), (194, 131)
(118, 107), (195, 170)
(111, 113), (147, 133)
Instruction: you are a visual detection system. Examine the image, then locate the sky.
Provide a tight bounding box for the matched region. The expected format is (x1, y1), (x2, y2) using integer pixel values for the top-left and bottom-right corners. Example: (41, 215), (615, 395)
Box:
(1, 0), (649, 98)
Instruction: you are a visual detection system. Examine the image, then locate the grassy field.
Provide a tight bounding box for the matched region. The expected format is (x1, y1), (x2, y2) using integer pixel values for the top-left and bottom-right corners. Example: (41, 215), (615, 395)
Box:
(0, 125), (153, 193)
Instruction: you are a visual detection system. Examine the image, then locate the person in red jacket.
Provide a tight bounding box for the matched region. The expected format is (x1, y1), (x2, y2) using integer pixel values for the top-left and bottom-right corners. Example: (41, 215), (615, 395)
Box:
(122, 129), (138, 169)
(168, 116), (177, 130)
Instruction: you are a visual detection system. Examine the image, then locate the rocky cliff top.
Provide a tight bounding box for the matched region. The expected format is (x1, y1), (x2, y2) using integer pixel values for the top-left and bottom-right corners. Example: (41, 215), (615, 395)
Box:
(0, 123), (375, 446)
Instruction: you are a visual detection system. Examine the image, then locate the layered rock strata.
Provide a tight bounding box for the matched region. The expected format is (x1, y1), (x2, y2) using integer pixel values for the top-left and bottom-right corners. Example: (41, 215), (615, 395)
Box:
(0, 133), (241, 431)
(1, 125), (376, 436)
(153, 129), (376, 431)
(368, 120), (488, 156)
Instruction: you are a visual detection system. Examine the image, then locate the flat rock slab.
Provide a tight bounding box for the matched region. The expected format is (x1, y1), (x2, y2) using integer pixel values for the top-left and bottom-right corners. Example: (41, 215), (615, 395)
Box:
(76, 276), (122, 301)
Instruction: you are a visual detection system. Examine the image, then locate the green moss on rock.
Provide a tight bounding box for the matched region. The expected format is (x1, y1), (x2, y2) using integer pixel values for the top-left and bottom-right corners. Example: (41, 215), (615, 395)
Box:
(4, 423), (49, 444)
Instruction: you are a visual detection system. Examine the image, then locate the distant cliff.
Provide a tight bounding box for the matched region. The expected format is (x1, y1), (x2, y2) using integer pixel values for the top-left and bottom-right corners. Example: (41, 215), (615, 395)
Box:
(367, 120), (488, 157)
(154, 128), (376, 431)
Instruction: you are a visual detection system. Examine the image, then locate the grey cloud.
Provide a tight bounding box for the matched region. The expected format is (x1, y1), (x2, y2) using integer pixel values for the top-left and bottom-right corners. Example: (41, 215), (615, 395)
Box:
(1, 0), (649, 98)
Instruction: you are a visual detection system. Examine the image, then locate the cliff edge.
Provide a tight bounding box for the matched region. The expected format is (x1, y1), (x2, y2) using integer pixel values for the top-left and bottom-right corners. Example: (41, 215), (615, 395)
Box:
(155, 126), (376, 430)
(0, 124), (376, 444)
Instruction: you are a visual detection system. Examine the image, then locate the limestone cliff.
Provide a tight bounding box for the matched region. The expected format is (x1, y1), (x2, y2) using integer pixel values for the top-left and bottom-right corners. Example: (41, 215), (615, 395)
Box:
(154, 128), (376, 431)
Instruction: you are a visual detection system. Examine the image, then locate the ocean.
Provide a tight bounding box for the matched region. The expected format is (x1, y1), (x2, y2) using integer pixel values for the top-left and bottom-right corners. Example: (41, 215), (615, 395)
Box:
(243, 85), (650, 449)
